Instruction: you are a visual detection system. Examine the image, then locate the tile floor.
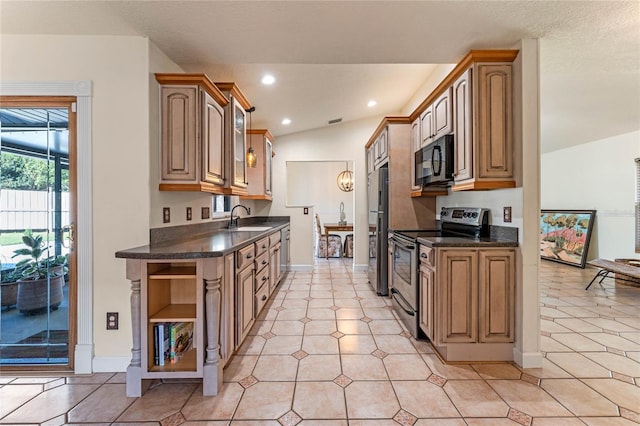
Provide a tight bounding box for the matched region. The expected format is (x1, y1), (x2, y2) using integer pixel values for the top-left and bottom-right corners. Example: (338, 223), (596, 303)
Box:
(0, 258), (639, 425)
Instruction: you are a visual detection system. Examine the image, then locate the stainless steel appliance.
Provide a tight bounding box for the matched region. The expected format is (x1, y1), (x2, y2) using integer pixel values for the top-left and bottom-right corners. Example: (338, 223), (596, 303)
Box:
(414, 134), (454, 187)
(367, 166), (389, 296)
(390, 207), (489, 338)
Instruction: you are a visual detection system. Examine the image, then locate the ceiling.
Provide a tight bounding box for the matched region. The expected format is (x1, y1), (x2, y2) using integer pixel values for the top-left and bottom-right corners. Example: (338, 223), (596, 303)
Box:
(2, 1), (638, 152)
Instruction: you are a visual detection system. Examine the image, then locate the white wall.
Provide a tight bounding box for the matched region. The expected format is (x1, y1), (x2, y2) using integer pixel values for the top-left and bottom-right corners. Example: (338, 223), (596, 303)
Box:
(541, 131), (640, 259)
(1, 35), (151, 361)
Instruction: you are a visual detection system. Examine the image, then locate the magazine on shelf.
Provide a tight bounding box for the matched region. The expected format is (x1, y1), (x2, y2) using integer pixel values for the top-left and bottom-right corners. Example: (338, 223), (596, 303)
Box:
(170, 322), (194, 363)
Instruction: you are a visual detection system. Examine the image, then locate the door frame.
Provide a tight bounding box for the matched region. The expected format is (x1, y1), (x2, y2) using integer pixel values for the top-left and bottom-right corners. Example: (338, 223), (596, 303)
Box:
(1, 81), (93, 374)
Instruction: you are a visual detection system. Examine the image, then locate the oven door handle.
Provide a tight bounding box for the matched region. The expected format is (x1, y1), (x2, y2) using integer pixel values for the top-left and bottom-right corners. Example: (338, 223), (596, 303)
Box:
(391, 237), (415, 251)
(390, 288), (415, 317)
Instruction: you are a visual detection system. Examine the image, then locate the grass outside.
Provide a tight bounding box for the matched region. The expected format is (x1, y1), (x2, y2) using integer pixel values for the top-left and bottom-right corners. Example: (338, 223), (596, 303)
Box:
(0, 231), (53, 246)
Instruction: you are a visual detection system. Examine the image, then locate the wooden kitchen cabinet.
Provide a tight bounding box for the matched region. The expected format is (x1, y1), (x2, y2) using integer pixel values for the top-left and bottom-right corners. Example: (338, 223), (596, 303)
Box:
(372, 128), (388, 169)
(269, 231), (282, 295)
(156, 74), (229, 193)
(418, 245), (516, 362)
(452, 64), (514, 191)
(220, 254), (235, 367)
(236, 244), (255, 345)
(244, 129), (274, 200)
(420, 88), (452, 148)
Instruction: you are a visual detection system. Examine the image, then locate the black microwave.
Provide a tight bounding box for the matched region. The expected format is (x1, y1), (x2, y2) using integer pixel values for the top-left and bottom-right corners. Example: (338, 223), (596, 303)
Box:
(414, 134), (454, 187)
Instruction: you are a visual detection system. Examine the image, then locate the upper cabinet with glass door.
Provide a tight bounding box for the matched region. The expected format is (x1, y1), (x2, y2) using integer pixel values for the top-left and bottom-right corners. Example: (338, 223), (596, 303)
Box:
(155, 73), (229, 194)
(215, 82), (252, 196)
(244, 129), (275, 201)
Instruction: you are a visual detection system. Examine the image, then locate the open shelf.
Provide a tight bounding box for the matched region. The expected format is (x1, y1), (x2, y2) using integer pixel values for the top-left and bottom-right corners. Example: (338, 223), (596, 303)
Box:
(149, 347), (197, 373)
(148, 266), (197, 279)
(150, 304), (196, 322)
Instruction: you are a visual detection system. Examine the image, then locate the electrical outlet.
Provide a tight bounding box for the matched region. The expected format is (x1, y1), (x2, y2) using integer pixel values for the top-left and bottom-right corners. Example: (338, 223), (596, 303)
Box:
(201, 207), (210, 219)
(163, 207), (170, 223)
(107, 312), (118, 330)
(303, 207), (309, 215)
(186, 207), (192, 221)
(503, 206), (512, 223)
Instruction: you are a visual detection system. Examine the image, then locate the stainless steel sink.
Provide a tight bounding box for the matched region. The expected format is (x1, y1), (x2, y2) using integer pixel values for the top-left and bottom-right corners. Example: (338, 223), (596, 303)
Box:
(231, 226), (272, 232)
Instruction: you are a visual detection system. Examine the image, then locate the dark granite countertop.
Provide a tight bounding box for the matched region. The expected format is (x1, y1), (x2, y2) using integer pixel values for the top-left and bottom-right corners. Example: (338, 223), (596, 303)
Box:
(115, 219), (289, 260)
(417, 236), (519, 248)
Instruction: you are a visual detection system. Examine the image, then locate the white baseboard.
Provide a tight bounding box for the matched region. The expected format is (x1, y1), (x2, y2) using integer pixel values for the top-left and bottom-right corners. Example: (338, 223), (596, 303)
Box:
(513, 347), (543, 368)
(289, 264), (313, 272)
(74, 344), (94, 374)
(93, 356), (130, 373)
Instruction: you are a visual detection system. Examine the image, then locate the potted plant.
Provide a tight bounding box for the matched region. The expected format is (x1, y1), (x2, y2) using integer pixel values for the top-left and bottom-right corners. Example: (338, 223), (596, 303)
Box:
(11, 231), (64, 314)
(0, 266), (22, 310)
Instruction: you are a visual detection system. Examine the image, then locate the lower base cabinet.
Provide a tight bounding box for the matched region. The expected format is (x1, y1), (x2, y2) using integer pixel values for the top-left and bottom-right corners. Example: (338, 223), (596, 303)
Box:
(419, 246), (515, 362)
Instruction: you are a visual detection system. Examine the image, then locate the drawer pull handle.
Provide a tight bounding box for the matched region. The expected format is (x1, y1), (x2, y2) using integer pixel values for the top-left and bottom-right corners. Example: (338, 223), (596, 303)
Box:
(262, 260), (267, 265)
(261, 295), (267, 301)
(246, 253), (253, 259)
(262, 276), (268, 282)
(420, 253), (428, 259)
(262, 245), (267, 249)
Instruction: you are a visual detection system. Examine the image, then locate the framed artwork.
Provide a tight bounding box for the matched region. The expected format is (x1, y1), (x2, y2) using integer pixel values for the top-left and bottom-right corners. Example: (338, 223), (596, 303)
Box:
(540, 210), (596, 268)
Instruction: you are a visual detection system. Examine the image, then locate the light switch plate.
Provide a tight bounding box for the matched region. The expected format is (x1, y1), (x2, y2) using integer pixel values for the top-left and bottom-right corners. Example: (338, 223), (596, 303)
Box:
(303, 207), (309, 215)
(186, 207), (192, 221)
(201, 207), (210, 219)
(163, 207), (170, 223)
(503, 206), (512, 223)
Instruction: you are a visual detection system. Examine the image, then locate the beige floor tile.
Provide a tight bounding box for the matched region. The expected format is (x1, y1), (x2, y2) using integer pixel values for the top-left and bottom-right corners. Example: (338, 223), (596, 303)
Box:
(625, 351), (640, 362)
(444, 380), (510, 418)
(66, 373), (116, 384)
(368, 320), (403, 335)
(337, 320), (371, 335)
(335, 308), (365, 320)
(297, 354), (342, 381)
(261, 335), (302, 355)
(345, 381), (400, 419)
(252, 355), (299, 381)
(307, 308), (337, 320)
(532, 418), (585, 426)
(181, 383), (244, 420)
(293, 381), (346, 419)
(581, 333), (640, 352)
(394, 380), (460, 418)
(582, 378), (640, 412)
(1, 383), (99, 423)
(107, 372), (128, 383)
(582, 317), (638, 332)
(362, 307), (395, 320)
(302, 335), (340, 354)
(304, 320), (338, 335)
(488, 379), (573, 417)
(540, 306), (573, 318)
(333, 298), (363, 308)
(464, 419), (522, 425)
(310, 290), (336, 299)
(67, 383), (134, 423)
(556, 306), (600, 318)
(549, 333), (607, 352)
(545, 352), (612, 378)
(0, 384), (44, 418)
(619, 331), (640, 344)
(582, 352), (640, 377)
(421, 354), (482, 380)
(553, 318), (604, 332)
(117, 383), (197, 422)
(518, 358), (573, 379)
(333, 291), (357, 299)
(224, 355), (259, 382)
(339, 334), (377, 354)
(285, 290), (311, 300)
(275, 308), (308, 321)
(540, 319), (573, 333)
(373, 334), (417, 354)
(233, 382), (295, 420)
(341, 354), (388, 380)
(383, 354), (432, 380)
(348, 421), (403, 426)
(472, 363), (522, 380)
(270, 320), (305, 336)
(580, 417), (640, 425)
(308, 298), (336, 308)
(248, 320), (274, 336)
(281, 299), (309, 309)
(540, 379), (619, 416)
(298, 421), (348, 426)
(359, 298), (388, 308)
(236, 335), (266, 355)
(414, 420), (466, 426)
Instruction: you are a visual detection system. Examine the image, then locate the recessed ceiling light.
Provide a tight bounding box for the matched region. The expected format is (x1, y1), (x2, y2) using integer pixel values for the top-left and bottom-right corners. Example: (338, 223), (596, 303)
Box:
(281, 118), (291, 125)
(367, 100), (377, 108)
(261, 74), (276, 85)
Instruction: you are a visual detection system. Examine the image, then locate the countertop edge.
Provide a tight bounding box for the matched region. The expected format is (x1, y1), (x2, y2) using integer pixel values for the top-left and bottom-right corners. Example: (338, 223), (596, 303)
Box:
(417, 237), (519, 248)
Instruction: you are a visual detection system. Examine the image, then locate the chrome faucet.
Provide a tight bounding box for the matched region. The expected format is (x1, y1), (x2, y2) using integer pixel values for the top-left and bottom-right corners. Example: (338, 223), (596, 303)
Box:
(229, 204), (251, 228)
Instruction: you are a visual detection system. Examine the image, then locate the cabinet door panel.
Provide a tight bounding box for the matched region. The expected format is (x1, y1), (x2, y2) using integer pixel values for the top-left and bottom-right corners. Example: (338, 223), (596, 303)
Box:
(233, 102), (247, 186)
(439, 250), (477, 343)
(161, 86), (198, 181)
(476, 65), (513, 179)
(419, 264), (435, 340)
(410, 118), (420, 190)
(453, 68), (473, 182)
(202, 92), (225, 184)
(265, 139), (273, 195)
(433, 88), (452, 140)
(236, 266), (255, 344)
(420, 107), (433, 147)
(479, 250), (515, 342)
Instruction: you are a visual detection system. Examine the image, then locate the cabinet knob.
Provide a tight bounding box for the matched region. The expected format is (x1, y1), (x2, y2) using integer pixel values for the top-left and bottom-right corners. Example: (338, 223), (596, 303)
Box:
(262, 276), (268, 282)
(262, 245), (267, 249)
(420, 253), (428, 259)
(261, 295), (267, 301)
(262, 260), (267, 265)
(246, 253), (253, 259)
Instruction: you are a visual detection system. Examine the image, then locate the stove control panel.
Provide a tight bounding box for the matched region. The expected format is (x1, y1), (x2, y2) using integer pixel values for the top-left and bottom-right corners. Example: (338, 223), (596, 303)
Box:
(440, 207), (489, 226)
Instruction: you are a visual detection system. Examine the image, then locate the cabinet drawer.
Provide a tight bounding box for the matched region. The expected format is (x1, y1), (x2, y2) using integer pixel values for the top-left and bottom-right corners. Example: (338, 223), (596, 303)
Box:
(269, 231), (281, 246)
(255, 279), (270, 316)
(255, 251), (269, 274)
(237, 245), (255, 270)
(419, 245), (434, 268)
(255, 236), (270, 257)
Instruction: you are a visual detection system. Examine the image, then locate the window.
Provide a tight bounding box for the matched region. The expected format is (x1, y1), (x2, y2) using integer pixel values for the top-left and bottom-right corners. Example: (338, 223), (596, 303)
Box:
(213, 195), (231, 214)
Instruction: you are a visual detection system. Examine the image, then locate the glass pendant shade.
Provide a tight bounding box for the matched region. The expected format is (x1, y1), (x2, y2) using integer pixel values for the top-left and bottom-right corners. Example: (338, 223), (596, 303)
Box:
(246, 146), (257, 168)
(337, 163), (354, 192)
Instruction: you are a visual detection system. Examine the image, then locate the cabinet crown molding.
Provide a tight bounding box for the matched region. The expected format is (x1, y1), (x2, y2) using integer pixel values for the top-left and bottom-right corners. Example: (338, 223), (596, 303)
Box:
(155, 73), (229, 106)
(408, 49), (519, 122)
(248, 128), (275, 141)
(214, 82), (252, 111)
(365, 116), (411, 149)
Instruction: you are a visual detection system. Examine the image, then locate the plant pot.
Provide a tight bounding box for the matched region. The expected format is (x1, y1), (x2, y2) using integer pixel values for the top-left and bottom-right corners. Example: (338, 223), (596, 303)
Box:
(1, 281), (19, 310)
(16, 275), (64, 314)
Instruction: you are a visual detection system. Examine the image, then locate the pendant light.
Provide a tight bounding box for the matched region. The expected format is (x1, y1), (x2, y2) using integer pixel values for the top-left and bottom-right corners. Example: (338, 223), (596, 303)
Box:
(246, 106), (257, 168)
(337, 162), (354, 192)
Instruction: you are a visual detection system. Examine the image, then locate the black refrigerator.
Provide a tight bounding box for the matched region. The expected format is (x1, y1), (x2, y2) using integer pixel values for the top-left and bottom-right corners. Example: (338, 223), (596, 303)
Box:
(367, 165), (389, 295)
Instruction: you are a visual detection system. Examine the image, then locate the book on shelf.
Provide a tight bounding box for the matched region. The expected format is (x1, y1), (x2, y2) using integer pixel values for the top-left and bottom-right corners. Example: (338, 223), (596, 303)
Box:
(153, 323), (171, 366)
(170, 322), (194, 363)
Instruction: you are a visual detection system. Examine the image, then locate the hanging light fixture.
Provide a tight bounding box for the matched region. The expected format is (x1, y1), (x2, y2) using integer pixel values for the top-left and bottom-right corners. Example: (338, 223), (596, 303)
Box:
(337, 162), (354, 192)
(246, 106), (257, 168)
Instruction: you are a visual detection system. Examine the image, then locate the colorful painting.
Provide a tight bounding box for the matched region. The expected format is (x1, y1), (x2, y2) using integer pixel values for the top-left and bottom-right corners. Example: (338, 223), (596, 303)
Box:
(540, 210), (596, 268)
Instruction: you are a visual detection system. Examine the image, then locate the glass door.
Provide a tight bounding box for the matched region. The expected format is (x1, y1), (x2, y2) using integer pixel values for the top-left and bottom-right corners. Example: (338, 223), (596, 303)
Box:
(0, 100), (75, 368)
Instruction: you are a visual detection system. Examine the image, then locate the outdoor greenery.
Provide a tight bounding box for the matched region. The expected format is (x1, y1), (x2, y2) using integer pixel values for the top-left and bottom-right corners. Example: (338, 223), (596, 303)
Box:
(0, 152), (69, 191)
(0, 231), (51, 246)
(12, 230), (68, 280)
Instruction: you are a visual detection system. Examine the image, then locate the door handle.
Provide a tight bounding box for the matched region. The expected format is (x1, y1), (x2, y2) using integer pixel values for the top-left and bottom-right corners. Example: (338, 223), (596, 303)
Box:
(62, 223), (75, 251)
